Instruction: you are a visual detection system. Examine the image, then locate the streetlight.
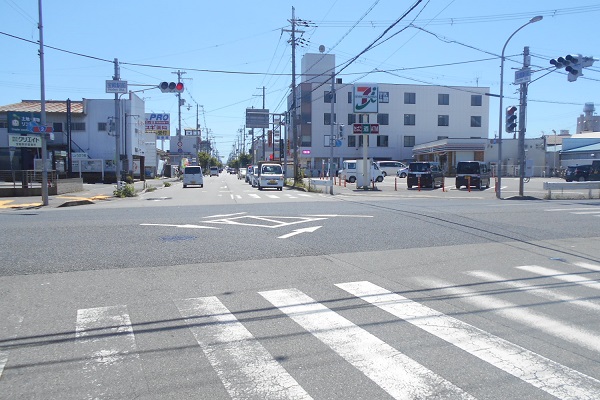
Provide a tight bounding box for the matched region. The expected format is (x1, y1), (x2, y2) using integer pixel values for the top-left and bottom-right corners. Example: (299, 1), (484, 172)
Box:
(497, 15), (542, 199)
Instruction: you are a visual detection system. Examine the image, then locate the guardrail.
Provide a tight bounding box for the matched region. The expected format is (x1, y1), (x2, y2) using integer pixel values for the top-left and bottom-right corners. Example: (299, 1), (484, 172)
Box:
(543, 181), (600, 199)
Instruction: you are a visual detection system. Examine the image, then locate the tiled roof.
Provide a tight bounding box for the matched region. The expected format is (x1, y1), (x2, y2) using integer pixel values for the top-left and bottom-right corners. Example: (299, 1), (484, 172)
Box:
(0, 100), (84, 114)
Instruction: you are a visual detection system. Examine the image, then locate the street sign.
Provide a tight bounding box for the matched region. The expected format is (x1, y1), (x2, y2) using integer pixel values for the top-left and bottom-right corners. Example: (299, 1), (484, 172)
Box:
(31, 125), (53, 133)
(514, 68), (531, 85)
(353, 123), (380, 134)
(106, 80), (128, 93)
(353, 84), (379, 113)
(245, 108), (269, 128)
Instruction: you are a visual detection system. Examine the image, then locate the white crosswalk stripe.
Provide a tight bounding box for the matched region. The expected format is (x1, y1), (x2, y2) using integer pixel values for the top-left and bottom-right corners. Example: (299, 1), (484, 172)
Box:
(415, 275), (600, 354)
(174, 296), (312, 400)
(337, 281), (600, 400)
(260, 288), (475, 399)
(466, 269), (600, 312)
(517, 265), (600, 291)
(3, 265), (600, 399)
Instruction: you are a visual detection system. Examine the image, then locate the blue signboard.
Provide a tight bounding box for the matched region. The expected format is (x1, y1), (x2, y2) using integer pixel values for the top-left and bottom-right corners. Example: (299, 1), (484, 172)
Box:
(8, 112), (41, 133)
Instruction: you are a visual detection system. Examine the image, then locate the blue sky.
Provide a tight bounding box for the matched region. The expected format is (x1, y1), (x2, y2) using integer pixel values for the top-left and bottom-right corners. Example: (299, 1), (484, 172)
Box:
(2, 0), (599, 160)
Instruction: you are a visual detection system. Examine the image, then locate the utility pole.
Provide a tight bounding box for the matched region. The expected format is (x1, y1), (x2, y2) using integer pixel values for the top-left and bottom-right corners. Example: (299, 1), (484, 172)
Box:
(38, 0), (48, 205)
(518, 46), (529, 197)
(329, 72), (335, 195)
(257, 86), (266, 161)
(114, 58), (121, 184)
(283, 7), (304, 184)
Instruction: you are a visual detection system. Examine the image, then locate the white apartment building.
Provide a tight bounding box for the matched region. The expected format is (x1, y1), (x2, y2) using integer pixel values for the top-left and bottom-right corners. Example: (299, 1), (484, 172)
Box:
(291, 53), (490, 173)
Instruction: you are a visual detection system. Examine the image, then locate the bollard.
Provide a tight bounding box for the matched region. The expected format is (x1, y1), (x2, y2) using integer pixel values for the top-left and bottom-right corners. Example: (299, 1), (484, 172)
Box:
(395, 177), (397, 191)
(442, 177), (445, 192)
(418, 176), (421, 192)
(467, 176), (471, 193)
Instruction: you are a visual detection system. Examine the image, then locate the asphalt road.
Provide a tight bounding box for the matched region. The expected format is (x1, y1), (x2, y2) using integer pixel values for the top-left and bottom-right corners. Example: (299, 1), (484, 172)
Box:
(1, 173), (599, 399)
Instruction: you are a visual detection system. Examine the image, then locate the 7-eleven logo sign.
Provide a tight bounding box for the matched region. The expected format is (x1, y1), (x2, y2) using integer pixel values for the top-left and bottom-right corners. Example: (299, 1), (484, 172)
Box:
(353, 84), (378, 113)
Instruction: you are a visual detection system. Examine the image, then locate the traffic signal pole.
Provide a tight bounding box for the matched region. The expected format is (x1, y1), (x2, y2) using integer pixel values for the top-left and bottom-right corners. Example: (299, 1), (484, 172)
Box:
(518, 46), (529, 197)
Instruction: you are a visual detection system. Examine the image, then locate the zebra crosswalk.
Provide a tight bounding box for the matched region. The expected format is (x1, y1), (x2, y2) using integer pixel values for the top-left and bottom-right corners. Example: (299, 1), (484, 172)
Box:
(228, 192), (321, 201)
(545, 207), (600, 217)
(1, 263), (600, 399)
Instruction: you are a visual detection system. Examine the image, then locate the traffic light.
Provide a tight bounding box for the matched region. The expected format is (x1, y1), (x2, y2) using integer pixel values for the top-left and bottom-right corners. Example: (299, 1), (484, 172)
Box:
(505, 106), (517, 133)
(159, 81), (184, 93)
(549, 54), (595, 82)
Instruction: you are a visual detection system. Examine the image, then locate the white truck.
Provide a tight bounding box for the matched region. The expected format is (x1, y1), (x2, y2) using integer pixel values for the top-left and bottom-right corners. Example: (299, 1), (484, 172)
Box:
(257, 162), (284, 191)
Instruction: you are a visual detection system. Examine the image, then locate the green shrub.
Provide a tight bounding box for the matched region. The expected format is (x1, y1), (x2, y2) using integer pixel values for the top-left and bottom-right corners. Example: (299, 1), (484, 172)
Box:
(164, 182), (172, 187)
(113, 183), (136, 198)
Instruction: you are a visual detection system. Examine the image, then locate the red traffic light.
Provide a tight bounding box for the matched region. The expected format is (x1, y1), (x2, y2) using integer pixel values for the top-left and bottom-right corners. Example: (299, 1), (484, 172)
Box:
(159, 81), (184, 93)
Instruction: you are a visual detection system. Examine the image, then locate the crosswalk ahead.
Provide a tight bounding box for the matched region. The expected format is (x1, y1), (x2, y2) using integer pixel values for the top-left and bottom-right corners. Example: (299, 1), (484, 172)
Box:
(226, 192), (324, 201)
(1, 262), (600, 399)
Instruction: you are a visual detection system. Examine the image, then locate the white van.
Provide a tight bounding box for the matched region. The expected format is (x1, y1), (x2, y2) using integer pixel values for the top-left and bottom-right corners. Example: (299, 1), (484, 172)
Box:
(338, 159), (384, 183)
(209, 166), (219, 177)
(376, 160), (407, 177)
(182, 166), (204, 188)
(257, 162), (284, 190)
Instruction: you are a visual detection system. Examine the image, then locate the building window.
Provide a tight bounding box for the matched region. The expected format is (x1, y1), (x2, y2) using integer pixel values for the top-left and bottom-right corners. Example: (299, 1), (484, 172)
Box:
(404, 92), (416, 104)
(348, 114), (356, 125)
(438, 93), (449, 105)
(358, 114), (369, 123)
(470, 116), (482, 127)
(404, 114), (415, 126)
(377, 113), (389, 125)
(438, 115), (449, 126)
(98, 122), (107, 131)
(471, 95), (482, 106)
(348, 135), (363, 147)
(404, 136), (415, 147)
(71, 122), (86, 131)
(52, 122), (63, 132)
(347, 92), (352, 103)
(0, 120), (7, 129)
(324, 91), (336, 103)
(324, 113), (336, 125)
(379, 91), (389, 103)
(377, 135), (388, 147)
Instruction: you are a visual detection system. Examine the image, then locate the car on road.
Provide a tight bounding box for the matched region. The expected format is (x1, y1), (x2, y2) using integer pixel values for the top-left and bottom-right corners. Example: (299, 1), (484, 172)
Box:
(238, 167), (247, 180)
(257, 162), (284, 190)
(455, 161), (490, 190)
(407, 162), (444, 189)
(209, 166), (219, 177)
(182, 166), (204, 188)
(565, 165), (591, 182)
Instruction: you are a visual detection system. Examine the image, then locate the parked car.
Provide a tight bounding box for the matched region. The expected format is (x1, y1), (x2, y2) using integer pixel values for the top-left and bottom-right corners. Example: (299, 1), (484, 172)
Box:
(238, 167), (247, 180)
(375, 161), (407, 177)
(338, 159), (384, 183)
(591, 160), (600, 181)
(407, 162), (444, 189)
(455, 161), (490, 190)
(396, 166), (408, 178)
(565, 165), (591, 182)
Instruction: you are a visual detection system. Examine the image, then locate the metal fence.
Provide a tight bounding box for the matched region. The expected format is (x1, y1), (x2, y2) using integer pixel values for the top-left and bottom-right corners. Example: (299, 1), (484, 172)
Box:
(0, 170), (58, 188)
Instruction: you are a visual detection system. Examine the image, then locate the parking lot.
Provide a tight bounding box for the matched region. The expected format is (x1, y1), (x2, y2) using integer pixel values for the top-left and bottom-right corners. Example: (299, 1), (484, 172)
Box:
(307, 176), (600, 200)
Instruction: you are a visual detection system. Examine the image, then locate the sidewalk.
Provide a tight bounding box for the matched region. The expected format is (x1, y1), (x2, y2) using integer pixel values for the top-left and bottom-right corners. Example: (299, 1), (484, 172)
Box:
(0, 178), (176, 210)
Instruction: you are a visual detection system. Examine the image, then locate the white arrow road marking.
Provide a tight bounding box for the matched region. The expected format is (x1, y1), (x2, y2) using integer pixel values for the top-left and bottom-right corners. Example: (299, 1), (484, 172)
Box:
(140, 223), (220, 229)
(278, 226), (321, 239)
